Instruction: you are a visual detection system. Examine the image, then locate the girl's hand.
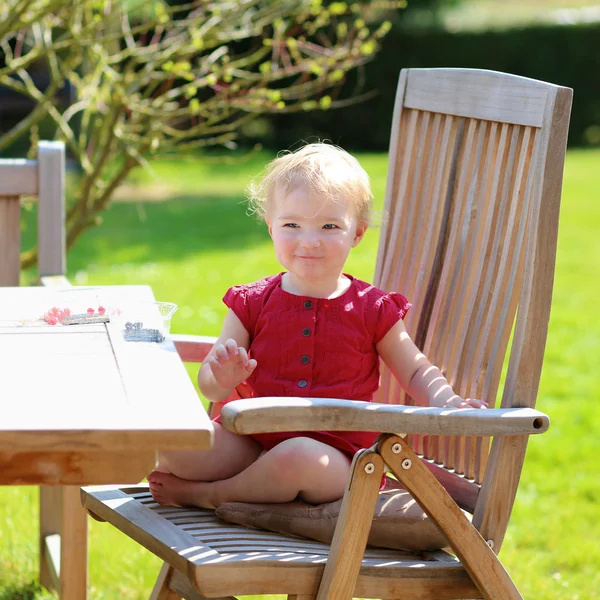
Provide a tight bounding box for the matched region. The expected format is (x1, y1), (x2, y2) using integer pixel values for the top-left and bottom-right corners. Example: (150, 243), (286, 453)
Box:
(207, 338), (257, 391)
(443, 396), (488, 409)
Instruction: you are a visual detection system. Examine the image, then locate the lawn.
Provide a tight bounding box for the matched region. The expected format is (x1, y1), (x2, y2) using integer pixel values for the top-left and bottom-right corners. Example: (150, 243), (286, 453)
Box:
(1, 147), (599, 600)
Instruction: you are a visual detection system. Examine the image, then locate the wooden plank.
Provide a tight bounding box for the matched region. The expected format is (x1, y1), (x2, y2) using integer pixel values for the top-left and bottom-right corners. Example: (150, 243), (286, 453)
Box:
(150, 563), (183, 600)
(220, 398), (549, 437)
(0, 195), (20, 286)
(59, 485), (88, 600)
(316, 450), (384, 600)
(169, 565), (237, 600)
(198, 562), (480, 599)
(38, 486), (89, 600)
(375, 68), (408, 278)
(82, 485), (481, 599)
(37, 141), (66, 278)
(474, 85), (572, 551)
(0, 450), (157, 485)
(379, 435), (523, 600)
(0, 160), (38, 194)
(404, 68), (549, 127)
(106, 317), (213, 450)
(81, 486), (220, 576)
(0, 286), (213, 454)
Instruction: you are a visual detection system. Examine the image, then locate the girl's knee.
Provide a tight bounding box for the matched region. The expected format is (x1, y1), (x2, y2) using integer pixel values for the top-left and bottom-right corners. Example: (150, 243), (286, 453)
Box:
(267, 437), (351, 482)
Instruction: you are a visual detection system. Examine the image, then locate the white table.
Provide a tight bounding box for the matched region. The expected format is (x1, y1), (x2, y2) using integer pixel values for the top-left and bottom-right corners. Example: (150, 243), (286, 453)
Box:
(0, 285), (213, 599)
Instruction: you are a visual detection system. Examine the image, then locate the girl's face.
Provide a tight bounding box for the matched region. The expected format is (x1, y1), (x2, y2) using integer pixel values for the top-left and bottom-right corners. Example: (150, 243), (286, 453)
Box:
(267, 185), (366, 287)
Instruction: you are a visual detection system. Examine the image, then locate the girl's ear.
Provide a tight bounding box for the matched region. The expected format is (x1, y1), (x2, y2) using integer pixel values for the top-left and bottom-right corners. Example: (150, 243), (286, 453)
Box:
(266, 219), (273, 238)
(352, 223), (367, 247)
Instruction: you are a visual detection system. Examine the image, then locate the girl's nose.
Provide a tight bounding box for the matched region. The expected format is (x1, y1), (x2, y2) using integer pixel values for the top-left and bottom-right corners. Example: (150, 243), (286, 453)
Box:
(299, 234), (321, 248)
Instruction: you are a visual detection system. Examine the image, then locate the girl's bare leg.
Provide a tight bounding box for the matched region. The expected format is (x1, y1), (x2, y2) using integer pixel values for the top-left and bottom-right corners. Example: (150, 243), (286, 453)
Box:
(149, 437), (352, 508)
(148, 422), (263, 504)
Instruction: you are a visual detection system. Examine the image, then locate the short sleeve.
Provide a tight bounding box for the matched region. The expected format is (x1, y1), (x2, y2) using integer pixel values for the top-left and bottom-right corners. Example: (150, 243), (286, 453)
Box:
(223, 285), (253, 334)
(373, 292), (412, 344)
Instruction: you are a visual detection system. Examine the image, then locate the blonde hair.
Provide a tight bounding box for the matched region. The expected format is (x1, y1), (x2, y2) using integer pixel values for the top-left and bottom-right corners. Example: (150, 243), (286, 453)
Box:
(246, 142), (373, 227)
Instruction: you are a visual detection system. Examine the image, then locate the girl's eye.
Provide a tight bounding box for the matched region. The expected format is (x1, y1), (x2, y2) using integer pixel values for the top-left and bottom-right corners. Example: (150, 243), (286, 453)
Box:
(283, 223), (299, 228)
(323, 224), (338, 230)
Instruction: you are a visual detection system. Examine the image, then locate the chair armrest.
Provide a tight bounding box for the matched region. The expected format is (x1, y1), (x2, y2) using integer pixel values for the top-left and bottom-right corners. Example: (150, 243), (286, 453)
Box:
(220, 397), (549, 437)
(171, 334), (217, 363)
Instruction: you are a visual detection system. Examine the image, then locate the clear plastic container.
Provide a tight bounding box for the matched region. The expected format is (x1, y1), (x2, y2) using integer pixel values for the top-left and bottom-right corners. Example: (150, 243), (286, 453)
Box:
(114, 301), (178, 343)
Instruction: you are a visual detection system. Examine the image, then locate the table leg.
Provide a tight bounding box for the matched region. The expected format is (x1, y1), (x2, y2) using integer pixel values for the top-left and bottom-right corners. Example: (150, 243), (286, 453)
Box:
(40, 486), (88, 600)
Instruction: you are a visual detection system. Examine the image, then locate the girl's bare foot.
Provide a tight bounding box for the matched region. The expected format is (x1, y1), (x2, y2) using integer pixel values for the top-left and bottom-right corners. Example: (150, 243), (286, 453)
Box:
(147, 470), (216, 509)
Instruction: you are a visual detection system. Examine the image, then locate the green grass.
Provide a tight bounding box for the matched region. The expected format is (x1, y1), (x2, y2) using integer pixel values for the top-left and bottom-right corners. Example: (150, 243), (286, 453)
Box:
(439, 0), (600, 31)
(2, 148), (599, 599)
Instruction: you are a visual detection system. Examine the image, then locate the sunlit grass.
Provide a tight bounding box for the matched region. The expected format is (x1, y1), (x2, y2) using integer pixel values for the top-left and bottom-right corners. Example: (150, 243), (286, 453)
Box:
(2, 148), (599, 599)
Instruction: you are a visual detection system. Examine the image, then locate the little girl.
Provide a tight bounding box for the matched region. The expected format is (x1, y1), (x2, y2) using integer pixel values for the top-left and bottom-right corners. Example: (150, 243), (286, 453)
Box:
(148, 142), (486, 509)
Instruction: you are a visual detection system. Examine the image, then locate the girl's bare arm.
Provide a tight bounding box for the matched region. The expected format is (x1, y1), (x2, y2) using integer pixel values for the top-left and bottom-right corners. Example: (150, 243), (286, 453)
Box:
(198, 309), (256, 403)
(376, 320), (486, 408)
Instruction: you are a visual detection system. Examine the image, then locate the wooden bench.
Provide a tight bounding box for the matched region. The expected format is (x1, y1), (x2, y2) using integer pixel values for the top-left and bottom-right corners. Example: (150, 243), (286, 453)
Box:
(0, 141), (87, 600)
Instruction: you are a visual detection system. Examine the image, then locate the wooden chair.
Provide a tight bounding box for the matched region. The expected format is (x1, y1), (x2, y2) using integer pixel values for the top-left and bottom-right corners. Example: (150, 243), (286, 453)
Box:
(0, 141), (86, 600)
(81, 68), (572, 599)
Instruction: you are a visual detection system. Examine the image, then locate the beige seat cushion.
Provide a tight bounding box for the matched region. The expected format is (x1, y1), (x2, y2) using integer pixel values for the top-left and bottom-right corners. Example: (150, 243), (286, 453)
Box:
(215, 477), (450, 551)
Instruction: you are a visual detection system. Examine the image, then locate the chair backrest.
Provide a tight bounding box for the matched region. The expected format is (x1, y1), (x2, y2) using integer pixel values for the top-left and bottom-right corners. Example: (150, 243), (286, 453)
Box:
(374, 68), (571, 549)
(0, 141), (66, 286)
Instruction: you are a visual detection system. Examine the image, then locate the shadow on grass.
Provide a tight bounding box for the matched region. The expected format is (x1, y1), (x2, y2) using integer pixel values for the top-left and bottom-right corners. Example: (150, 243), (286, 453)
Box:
(21, 192), (271, 273)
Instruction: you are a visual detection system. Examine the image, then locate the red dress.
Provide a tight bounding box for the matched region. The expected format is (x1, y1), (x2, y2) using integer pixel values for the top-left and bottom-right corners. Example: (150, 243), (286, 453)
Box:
(217, 273), (411, 459)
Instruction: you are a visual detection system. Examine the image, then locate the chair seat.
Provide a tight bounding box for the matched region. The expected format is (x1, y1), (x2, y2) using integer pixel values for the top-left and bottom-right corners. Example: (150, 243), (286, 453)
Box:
(82, 485), (481, 599)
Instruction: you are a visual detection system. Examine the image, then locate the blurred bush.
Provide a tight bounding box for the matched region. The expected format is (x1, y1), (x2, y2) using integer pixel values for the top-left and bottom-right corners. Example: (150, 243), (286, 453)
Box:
(256, 21), (600, 150)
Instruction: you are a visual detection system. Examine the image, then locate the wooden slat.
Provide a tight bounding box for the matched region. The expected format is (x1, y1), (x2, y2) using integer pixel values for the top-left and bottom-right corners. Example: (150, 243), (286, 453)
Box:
(371, 70), (569, 561)
(473, 85), (572, 551)
(38, 140), (66, 278)
(380, 435), (523, 600)
(502, 86), (572, 408)
(150, 564), (183, 600)
(375, 68), (409, 280)
(376, 98), (546, 484)
(59, 486), (88, 600)
(82, 484), (482, 599)
(0, 450), (157, 485)
(0, 195), (20, 286)
(38, 486), (88, 600)
(169, 566), (236, 600)
(430, 120), (504, 476)
(0, 159), (38, 194)
(316, 450), (385, 600)
(404, 68), (549, 127)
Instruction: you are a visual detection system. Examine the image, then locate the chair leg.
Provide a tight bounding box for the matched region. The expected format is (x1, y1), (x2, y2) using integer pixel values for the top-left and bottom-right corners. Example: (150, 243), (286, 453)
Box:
(40, 485), (88, 600)
(378, 435), (523, 600)
(315, 449), (385, 600)
(150, 563), (182, 600)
